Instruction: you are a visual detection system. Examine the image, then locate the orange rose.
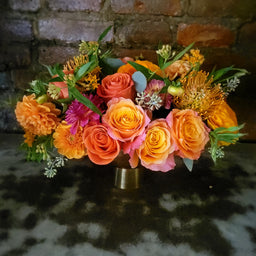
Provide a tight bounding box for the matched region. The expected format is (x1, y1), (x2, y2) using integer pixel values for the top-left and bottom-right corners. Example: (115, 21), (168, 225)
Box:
(97, 73), (135, 102)
(102, 98), (150, 142)
(137, 119), (177, 172)
(207, 101), (238, 146)
(164, 60), (191, 81)
(167, 109), (210, 160)
(83, 124), (121, 165)
(117, 60), (163, 77)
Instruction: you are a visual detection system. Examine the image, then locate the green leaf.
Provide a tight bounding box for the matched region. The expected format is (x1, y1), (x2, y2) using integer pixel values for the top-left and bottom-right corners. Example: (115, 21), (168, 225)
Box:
(211, 66), (234, 82)
(162, 42), (195, 70)
(98, 25), (112, 43)
(74, 61), (94, 82)
(69, 87), (102, 116)
(27, 80), (48, 96)
(127, 61), (163, 80)
(183, 158), (193, 172)
(48, 77), (63, 83)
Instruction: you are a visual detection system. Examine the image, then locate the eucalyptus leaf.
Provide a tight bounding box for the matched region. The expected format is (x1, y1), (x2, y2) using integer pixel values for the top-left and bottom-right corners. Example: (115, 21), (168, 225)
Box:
(132, 71), (147, 93)
(103, 58), (124, 70)
(183, 158), (193, 172)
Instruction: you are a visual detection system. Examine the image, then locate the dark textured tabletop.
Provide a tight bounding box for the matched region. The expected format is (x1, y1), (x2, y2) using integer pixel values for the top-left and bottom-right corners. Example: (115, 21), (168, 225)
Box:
(0, 134), (256, 256)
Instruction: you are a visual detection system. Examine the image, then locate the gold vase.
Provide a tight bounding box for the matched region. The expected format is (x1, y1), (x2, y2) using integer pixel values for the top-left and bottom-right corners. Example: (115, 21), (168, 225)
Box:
(114, 167), (141, 190)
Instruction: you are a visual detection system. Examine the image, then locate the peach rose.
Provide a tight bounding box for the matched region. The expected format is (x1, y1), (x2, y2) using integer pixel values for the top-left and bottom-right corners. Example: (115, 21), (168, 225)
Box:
(166, 109), (210, 160)
(102, 97), (150, 143)
(207, 101), (238, 146)
(97, 73), (135, 102)
(137, 119), (177, 172)
(83, 124), (121, 165)
(164, 60), (191, 81)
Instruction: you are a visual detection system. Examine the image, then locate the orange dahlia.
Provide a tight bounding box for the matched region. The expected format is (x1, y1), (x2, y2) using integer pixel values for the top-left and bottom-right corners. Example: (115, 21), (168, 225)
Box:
(117, 60), (163, 77)
(15, 94), (61, 136)
(53, 122), (87, 159)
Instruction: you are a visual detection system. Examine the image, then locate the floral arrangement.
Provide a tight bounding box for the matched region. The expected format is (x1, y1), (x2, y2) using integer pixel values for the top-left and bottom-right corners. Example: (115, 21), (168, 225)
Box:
(15, 27), (248, 177)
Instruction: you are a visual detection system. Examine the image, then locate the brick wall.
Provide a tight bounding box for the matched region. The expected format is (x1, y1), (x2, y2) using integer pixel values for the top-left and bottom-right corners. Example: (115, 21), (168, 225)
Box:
(0, 0), (256, 138)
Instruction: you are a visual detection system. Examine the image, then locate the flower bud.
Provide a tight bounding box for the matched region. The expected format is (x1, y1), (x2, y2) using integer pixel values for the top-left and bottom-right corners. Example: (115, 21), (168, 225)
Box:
(167, 86), (184, 96)
(36, 94), (48, 104)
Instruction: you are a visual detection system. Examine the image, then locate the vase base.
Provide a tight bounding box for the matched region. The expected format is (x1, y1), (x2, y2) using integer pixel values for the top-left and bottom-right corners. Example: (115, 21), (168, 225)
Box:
(114, 167), (141, 190)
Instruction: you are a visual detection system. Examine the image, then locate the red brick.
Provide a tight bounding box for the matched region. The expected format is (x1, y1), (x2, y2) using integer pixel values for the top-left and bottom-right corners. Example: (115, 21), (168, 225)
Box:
(0, 19), (32, 42)
(116, 21), (171, 47)
(177, 23), (235, 48)
(38, 46), (79, 65)
(0, 45), (31, 70)
(48, 0), (103, 12)
(188, 0), (256, 18)
(111, 0), (182, 16)
(113, 48), (158, 63)
(9, 0), (40, 12)
(38, 19), (113, 43)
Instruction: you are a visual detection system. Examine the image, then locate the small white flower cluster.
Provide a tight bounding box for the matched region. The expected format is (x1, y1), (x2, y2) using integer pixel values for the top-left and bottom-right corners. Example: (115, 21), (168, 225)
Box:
(224, 77), (240, 95)
(44, 155), (67, 178)
(208, 146), (225, 159)
(135, 92), (163, 111)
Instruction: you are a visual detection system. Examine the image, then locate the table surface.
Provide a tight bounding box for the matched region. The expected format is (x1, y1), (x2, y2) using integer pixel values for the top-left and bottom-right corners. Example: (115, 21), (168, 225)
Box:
(0, 133), (256, 256)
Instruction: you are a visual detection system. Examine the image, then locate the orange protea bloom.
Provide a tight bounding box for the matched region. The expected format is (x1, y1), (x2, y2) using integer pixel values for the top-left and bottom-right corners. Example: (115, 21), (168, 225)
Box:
(15, 94), (61, 136)
(53, 122), (87, 159)
(173, 70), (224, 119)
(117, 60), (163, 77)
(182, 49), (204, 67)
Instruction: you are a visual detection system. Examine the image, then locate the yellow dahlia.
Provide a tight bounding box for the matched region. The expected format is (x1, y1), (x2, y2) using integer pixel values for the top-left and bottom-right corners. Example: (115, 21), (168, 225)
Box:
(15, 94), (61, 136)
(173, 71), (224, 119)
(53, 122), (87, 159)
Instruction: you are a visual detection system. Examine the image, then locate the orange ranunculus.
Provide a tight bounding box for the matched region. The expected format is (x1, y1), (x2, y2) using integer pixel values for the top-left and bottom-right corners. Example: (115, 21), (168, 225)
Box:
(166, 109), (210, 160)
(207, 101), (238, 130)
(207, 101), (238, 146)
(117, 60), (163, 77)
(83, 124), (121, 165)
(137, 119), (177, 172)
(15, 94), (61, 136)
(102, 97), (151, 142)
(164, 60), (191, 81)
(97, 73), (135, 102)
(53, 122), (86, 159)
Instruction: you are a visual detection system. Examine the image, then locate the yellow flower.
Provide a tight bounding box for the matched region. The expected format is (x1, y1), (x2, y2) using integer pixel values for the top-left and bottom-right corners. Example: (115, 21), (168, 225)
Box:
(53, 122), (87, 159)
(182, 49), (204, 67)
(207, 101), (238, 146)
